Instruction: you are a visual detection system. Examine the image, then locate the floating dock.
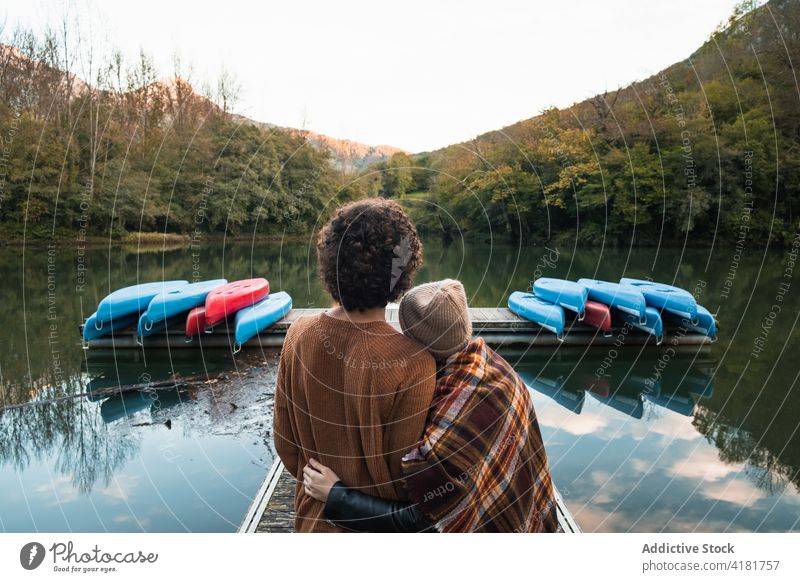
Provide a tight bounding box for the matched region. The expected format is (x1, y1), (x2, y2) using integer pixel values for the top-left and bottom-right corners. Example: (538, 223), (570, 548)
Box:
(238, 459), (582, 533)
(85, 307), (713, 349)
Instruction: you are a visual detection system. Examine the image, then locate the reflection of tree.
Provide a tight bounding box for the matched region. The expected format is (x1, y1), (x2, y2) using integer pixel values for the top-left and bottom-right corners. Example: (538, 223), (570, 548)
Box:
(693, 406), (800, 494)
(0, 381), (140, 495)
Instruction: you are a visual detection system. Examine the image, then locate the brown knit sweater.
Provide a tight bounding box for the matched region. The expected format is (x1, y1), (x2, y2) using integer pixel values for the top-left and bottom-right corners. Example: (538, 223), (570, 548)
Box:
(273, 311), (436, 532)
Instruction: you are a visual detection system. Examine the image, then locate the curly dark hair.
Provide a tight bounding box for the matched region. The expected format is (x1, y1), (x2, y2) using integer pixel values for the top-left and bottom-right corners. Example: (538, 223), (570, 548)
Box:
(316, 198), (424, 311)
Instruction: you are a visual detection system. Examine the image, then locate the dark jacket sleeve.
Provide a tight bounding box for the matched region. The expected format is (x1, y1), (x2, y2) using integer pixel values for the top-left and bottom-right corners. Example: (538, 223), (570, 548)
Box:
(323, 482), (434, 533)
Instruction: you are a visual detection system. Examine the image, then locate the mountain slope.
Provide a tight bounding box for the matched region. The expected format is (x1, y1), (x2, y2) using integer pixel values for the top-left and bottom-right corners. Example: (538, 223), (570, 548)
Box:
(0, 43), (361, 239)
(384, 0), (799, 248)
(230, 113), (404, 171)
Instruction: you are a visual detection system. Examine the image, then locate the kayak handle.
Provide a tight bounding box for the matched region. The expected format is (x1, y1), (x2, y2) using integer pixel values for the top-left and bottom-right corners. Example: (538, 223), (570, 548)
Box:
(184, 336), (194, 344)
(233, 342), (242, 354)
(144, 319), (154, 331)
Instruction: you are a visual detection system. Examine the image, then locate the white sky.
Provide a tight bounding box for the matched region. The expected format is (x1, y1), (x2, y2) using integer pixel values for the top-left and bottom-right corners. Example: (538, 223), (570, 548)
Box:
(2, 0), (743, 152)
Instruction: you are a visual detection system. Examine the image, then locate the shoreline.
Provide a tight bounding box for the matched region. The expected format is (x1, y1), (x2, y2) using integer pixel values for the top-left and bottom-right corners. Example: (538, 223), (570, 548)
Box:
(0, 232), (315, 248)
(0, 230), (765, 250)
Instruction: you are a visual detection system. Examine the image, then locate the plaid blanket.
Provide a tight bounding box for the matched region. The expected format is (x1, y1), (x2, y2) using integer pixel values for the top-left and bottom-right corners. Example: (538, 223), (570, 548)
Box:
(401, 338), (558, 532)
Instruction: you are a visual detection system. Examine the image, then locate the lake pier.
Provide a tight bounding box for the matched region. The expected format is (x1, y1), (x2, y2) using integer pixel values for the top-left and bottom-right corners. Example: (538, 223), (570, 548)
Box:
(239, 460), (582, 533)
(84, 307), (713, 350)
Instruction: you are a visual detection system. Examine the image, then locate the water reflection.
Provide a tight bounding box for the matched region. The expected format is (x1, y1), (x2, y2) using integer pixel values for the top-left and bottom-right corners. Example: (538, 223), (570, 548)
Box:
(2, 239), (800, 531)
(1, 345), (274, 531)
(0, 385), (140, 495)
(515, 348), (715, 420)
(510, 346), (800, 531)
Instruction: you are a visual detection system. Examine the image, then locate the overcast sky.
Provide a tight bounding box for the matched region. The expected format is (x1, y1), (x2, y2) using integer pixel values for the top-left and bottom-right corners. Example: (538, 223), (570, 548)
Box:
(2, 0), (744, 152)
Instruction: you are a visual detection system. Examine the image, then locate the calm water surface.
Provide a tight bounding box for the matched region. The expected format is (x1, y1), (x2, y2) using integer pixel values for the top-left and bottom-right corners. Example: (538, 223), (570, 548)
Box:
(1, 237), (798, 532)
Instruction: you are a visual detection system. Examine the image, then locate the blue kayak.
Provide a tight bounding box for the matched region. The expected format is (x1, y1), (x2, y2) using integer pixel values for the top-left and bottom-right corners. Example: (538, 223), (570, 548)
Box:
(645, 390), (696, 417)
(100, 388), (184, 424)
(619, 278), (698, 321)
(508, 291), (565, 338)
(532, 278), (589, 317)
(577, 279), (647, 323)
(137, 313), (188, 339)
(83, 311), (139, 342)
(138, 279), (227, 336)
(662, 304), (716, 339)
(519, 372), (584, 414)
(234, 291), (293, 348)
(95, 280), (188, 324)
(616, 306), (664, 344)
(587, 390), (644, 419)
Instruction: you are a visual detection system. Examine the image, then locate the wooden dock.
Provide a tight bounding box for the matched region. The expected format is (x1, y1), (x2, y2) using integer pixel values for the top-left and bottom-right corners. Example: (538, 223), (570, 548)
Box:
(239, 459), (582, 533)
(86, 307), (712, 350)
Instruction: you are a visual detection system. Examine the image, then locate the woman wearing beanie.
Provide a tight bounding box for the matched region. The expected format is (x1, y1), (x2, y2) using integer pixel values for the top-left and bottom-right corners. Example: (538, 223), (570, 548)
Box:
(273, 198), (437, 532)
(301, 279), (559, 533)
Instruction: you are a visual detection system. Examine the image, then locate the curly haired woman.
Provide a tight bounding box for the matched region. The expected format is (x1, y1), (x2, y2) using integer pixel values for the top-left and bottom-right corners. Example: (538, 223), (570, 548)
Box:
(273, 198), (437, 532)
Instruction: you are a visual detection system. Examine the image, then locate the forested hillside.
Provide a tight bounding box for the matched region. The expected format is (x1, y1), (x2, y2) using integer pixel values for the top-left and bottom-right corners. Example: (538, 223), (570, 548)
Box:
(0, 34), (358, 240)
(3, 0), (797, 246)
(371, 0), (800, 247)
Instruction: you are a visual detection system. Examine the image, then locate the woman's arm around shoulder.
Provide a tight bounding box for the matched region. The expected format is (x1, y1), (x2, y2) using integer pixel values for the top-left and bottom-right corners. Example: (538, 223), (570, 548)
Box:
(303, 459), (433, 533)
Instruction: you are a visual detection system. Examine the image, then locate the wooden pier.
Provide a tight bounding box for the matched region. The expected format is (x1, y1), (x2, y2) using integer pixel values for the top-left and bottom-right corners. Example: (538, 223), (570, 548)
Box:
(239, 459), (582, 533)
(86, 307), (712, 350)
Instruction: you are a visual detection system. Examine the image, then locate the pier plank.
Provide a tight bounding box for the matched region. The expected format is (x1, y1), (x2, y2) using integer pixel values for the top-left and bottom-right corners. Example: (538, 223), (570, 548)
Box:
(240, 460), (581, 533)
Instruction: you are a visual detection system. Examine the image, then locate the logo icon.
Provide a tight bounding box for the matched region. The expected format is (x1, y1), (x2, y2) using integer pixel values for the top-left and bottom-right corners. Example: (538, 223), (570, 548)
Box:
(20, 542), (46, 570)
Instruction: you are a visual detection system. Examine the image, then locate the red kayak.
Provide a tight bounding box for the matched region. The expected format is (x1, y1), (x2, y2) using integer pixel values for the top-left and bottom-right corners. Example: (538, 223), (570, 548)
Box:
(185, 306), (207, 337)
(204, 278), (270, 328)
(582, 300), (612, 334)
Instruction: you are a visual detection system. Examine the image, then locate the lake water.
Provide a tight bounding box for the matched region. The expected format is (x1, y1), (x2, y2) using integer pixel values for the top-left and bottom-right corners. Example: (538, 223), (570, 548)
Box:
(1, 237), (799, 532)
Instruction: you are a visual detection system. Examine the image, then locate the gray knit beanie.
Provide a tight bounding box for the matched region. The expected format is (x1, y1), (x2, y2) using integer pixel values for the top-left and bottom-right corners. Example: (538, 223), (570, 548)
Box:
(398, 279), (472, 360)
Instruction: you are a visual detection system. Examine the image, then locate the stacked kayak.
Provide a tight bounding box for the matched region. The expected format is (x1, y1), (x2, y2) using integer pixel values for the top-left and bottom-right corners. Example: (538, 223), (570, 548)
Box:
(95, 280), (188, 323)
(138, 279), (227, 338)
(205, 278), (270, 328)
(577, 279), (647, 323)
(532, 278), (588, 318)
(234, 292), (293, 350)
(84, 280), (188, 342)
(508, 292), (566, 339)
(508, 276), (716, 343)
(82, 277), (293, 348)
(616, 306), (665, 345)
(619, 278), (698, 322)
